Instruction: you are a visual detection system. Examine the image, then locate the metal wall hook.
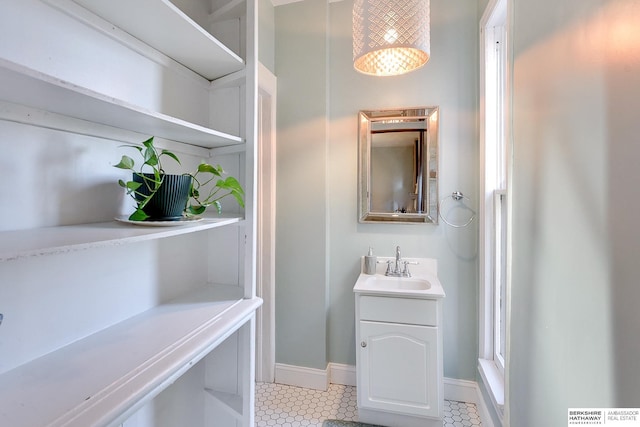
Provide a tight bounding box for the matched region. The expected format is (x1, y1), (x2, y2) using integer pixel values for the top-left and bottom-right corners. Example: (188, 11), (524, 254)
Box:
(439, 191), (476, 228)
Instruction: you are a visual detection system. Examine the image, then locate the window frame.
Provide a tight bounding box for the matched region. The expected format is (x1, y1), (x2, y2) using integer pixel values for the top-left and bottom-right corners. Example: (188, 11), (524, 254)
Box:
(478, 0), (511, 423)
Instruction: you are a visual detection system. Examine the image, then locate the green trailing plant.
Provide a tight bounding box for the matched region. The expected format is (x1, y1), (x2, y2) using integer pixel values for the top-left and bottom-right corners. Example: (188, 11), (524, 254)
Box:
(114, 136), (245, 221)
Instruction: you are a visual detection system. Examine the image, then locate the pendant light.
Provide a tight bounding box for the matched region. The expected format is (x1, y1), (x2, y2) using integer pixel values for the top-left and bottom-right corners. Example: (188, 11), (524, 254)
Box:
(353, 0), (430, 76)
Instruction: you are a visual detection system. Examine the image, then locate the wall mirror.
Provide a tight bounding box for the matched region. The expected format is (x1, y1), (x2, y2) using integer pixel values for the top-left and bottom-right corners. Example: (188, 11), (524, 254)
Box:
(358, 107), (439, 223)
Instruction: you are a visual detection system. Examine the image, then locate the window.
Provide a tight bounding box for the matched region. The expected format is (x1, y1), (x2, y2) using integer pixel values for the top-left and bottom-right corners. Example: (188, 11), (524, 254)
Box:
(479, 0), (509, 420)
(491, 24), (508, 375)
(494, 189), (507, 372)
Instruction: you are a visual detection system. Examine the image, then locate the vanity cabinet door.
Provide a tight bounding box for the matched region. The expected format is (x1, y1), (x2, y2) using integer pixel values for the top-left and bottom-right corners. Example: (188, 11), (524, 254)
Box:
(358, 321), (439, 418)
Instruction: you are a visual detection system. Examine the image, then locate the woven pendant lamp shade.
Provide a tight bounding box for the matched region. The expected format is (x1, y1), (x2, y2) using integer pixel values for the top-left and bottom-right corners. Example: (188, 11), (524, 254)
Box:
(353, 0), (430, 76)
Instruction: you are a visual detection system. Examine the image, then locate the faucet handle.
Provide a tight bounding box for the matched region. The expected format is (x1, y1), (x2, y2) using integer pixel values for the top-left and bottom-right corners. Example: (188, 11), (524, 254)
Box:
(385, 260), (392, 274)
(402, 261), (412, 277)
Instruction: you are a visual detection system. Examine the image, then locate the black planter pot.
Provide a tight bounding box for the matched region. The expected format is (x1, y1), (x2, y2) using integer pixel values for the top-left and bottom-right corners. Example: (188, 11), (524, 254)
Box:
(132, 173), (192, 220)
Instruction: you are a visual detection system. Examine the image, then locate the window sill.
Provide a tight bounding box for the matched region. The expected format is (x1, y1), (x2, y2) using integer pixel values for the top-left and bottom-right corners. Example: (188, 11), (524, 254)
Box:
(478, 359), (505, 422)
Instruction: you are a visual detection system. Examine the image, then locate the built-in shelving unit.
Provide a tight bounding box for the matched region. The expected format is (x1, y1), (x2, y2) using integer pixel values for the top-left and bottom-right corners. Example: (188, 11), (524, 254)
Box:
(0, 0), (258, 425)
(0, 216), (242, 263)
(0, 59), (243, 148)
(0, 285), (261, 427)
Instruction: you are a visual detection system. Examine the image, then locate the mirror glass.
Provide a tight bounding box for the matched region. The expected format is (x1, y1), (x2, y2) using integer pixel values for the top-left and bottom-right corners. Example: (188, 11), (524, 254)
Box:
(358, 107), (439, 223)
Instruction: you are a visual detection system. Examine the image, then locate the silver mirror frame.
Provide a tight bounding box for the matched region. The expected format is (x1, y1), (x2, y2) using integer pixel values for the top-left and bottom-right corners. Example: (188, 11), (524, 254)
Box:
(358, 107), (439, 224)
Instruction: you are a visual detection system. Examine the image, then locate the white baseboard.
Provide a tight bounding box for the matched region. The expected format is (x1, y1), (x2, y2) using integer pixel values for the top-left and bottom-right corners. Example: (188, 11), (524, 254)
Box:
(329, 363), (356, 386)
(274, 363), (329, 391)
(444, 377), (479, 404)
(272, 364), (495, 427)
(273, 363), (356, 390)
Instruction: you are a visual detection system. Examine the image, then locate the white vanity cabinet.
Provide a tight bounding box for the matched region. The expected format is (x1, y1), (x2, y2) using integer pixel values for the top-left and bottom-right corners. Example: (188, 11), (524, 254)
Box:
(354, 258), (445, 427)
(0, 0), (260, 426)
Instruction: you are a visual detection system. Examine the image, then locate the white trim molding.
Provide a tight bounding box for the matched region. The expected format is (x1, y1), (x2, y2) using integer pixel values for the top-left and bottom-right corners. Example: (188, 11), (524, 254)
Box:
(273, 363), (356, 391)
(478, 0), (511, 424)
(478, 359), (504, 424)
(444, 377), (480, 404)
(255, 61), (277, 384)
(329, 363), (357, 387)
(274, 363), (330, 391)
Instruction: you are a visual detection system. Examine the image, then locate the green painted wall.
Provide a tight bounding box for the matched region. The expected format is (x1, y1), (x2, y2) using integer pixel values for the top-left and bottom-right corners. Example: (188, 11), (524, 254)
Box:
(275, 0), (481, 381)
(509, 0), (640, 424)
(258, 0), (275, 72)
(274, 0), (329, 370)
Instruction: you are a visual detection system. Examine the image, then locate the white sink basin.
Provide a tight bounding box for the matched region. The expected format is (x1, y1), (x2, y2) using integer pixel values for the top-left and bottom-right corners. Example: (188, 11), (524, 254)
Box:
(353, 257), (445, 298)
(362, 275), (432, 291)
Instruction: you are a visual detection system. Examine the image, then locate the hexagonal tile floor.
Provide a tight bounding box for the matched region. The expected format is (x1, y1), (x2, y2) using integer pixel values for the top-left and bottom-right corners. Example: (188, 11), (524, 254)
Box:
(255, 382), (482, 427)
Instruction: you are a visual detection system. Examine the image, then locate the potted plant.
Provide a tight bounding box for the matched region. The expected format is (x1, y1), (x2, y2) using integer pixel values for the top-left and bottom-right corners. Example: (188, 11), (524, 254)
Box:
(114, 136), (245, 221)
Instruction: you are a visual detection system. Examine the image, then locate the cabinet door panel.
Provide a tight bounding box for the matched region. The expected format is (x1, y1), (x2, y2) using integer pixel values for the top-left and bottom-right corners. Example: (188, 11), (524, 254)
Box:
(359, 321), (439, 418)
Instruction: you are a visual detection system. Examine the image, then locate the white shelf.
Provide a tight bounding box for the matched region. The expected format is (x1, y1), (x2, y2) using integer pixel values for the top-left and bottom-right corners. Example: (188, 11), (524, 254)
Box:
(71, 0), (244, 81)
(0, 216), (242, 263)
(206, 389), (244, 421)
(210, 68), (247, 90)
(0, 59), (243, 148)
(209, 0), (246, 23)
(0, 285), (262, 427)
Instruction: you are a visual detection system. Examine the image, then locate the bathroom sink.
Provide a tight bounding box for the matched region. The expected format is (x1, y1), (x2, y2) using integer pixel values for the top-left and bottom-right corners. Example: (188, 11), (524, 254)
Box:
(362, 275), (431, 291)
(353, 257), (445, 298)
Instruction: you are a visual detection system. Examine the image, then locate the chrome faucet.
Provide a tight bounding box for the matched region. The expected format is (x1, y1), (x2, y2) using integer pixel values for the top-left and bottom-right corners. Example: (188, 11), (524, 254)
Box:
(385, 246), (411, 277)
